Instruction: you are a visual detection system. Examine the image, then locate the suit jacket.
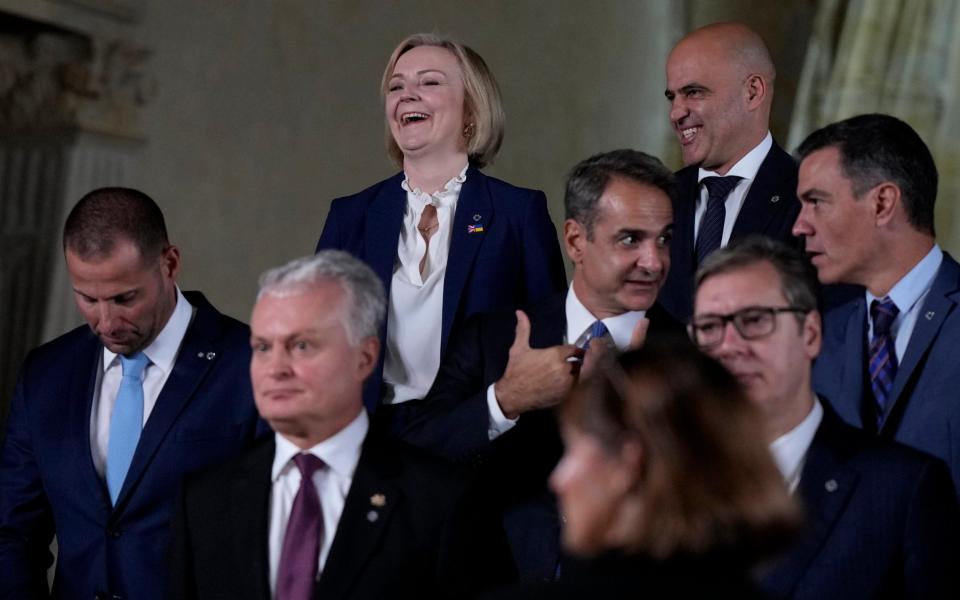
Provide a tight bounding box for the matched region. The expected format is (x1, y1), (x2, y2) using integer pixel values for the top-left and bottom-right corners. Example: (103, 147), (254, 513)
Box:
(399, 291), (686, 581)
(169, 430), (514, 600)
(660, 141), (801, 322)
(316, 166), (567, 413)
(759, 404), (959, 599)
(0, 292), (259, 600)
(813, 252), (960, 491)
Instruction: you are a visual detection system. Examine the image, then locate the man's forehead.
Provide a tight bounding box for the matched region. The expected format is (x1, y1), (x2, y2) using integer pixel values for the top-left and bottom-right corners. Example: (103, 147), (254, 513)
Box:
(697, 262), (785, 308)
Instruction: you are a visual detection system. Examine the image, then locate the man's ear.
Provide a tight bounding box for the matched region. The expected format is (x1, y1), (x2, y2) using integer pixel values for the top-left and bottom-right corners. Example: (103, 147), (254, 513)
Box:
(160, 245), (181, 280)
(356, 336), (380, 382)
(744, 74), (767, 110)
(564, 219), (587, 264)
(873, 182), (901, 227)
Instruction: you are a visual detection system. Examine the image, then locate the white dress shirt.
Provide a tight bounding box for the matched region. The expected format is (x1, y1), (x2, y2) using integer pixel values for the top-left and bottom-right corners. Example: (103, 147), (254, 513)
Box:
(268, 410), (368, 596)
(382, 164), (469, 405)
(91, 287), (193, 479)
(865, 244), (942, 362)
(694, 132), (773, 247)
(486, 283), (647, 439)
(769, 397), (823, 493)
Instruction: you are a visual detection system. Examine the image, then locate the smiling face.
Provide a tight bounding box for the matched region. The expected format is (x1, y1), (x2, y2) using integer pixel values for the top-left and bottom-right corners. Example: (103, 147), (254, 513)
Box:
(566, 177), (673, 319)
(250, 280), (378, 447)
(693, 261), (819, 438)
(385, 45), (468, 163)
(67, 239), (179, 355)
(794, 146), (878, 287)
(665, 34), (761, 174)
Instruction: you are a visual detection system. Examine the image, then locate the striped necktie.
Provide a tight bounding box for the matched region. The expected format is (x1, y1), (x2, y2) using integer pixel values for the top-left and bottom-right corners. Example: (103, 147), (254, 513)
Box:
(868, 298), (899, 428)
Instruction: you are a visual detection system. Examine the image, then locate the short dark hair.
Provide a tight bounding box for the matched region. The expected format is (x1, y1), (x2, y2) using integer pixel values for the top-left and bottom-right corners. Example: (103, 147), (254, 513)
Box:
(63, 187), (170, 261)
(796, 113), (937, 236)
(565, 149), (678, 239)
(695, 235), (819, 320)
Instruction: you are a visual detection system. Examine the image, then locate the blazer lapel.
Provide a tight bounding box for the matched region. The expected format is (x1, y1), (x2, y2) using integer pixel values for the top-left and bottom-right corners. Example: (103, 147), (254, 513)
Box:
(227, 440), (274, 599)
(763, 411), (858, 596)
(882, 256), (960, 432)
(442, 166), (492, 356)
(112, 299), (221, 510)
(316, 436), (400, 598)
(71, 334), (115, 510)
(832, 299), (867, 429)
(730, 142), (796, 239)
(363, 174), (406, 295)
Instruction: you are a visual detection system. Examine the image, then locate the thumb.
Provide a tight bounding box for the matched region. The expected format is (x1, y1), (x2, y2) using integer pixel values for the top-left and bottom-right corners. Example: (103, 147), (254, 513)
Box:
(629, 317), (650, 350)
(511, 310), (532, 350)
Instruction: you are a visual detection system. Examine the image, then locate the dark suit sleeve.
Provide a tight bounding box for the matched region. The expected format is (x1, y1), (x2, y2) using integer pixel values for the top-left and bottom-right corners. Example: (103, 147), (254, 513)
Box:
(0, 368), (56, 599)
(400, 313), (502, 465)
(903, 458), (960, 598)
(167, 483), (199, 600)
(520, 191), (567, 303)
(316, 198), (343, 252)
(437, 476), (517, 596)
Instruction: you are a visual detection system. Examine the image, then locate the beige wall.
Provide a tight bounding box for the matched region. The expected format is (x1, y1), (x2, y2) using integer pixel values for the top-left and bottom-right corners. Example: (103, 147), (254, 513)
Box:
(125, 0), (685, 321)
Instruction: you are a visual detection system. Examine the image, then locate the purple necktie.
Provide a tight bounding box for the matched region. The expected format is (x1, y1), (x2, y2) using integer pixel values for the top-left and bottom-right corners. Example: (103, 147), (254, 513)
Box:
(695, 176), (743, 265)
(869, 298), (899, 428)
(277, 453), (326, 600)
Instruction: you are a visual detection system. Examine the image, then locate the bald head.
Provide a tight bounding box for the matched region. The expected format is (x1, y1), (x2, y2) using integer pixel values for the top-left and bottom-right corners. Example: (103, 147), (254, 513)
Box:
(665, 22), (775, 173)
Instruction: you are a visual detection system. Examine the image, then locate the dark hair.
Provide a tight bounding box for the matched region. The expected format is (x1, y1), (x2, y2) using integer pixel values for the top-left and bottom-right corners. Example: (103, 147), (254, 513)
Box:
(561, 339), (799, 560)
(565, 149), (678, 239)
(63, 187), (169, 261)
(695, 235), (818, 320)
(796, 113), (937, 236)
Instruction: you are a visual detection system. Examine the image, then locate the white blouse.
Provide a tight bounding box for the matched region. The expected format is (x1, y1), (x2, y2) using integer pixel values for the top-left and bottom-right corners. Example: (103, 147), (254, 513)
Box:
(382, 165), (468, 404)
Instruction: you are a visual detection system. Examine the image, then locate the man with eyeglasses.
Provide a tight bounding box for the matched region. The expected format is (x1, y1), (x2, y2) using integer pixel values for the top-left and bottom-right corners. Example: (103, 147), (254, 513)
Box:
(691, 235), (957, 598)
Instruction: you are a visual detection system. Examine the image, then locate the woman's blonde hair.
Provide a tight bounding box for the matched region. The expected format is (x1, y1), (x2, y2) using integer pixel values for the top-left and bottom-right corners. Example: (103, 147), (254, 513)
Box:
(561, 340), (800, 561)
(381, 33), (505, 168)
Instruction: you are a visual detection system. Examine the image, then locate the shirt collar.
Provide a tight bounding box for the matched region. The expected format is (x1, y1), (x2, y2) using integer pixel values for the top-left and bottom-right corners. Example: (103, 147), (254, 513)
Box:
(271, 410), (369, 482)
(400, 163), (469, 210)
(565, 282), (646, 350)
(698, 132), (772, 182)
(865, 244), (942, 313)
(102, 286), (193, 374)
(769, 396), (823, 492)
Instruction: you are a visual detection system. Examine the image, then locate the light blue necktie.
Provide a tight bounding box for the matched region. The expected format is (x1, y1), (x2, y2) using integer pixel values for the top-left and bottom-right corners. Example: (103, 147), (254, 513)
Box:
(106, 352), (149, 505)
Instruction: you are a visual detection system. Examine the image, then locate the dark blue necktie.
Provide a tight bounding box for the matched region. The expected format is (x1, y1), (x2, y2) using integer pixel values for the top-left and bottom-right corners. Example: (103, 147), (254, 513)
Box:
(868, 298), (899, 427)
(695, 176), (743, 265)
(106, 352), (149, 504)
(582, 320), (609, 350)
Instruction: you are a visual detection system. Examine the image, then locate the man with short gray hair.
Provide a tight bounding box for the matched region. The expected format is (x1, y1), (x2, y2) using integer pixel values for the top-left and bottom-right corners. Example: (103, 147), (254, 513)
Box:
(170, 250), (512, 599)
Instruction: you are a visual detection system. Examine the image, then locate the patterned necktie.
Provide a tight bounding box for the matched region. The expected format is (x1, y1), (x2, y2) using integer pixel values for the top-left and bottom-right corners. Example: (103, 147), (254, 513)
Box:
(418, 203), (439, 276)
(106, 352), (149, 505)
(582, 320), (609, 351)
(695, 176), (743, 265)
(869, 298), (900, 428)
(277, 453), (326, 600)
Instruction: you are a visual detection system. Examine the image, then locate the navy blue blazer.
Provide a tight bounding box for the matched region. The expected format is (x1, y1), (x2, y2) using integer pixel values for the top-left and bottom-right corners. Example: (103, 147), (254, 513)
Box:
(316, 166), (567, 413)
(813, 252), (960, 492)
(400, 292), (685, 582)
(0, 292), (260, 600)
(170, 430), (514, 599)
(759, 404), (959, 598)
(659, 141), (801, 322)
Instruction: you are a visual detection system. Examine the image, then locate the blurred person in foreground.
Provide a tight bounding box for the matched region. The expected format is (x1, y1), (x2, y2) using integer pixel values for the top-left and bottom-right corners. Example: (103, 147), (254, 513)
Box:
(317, 32), (566, 424)
(489, 341), (798, 598)
(692, 236), (959, 598)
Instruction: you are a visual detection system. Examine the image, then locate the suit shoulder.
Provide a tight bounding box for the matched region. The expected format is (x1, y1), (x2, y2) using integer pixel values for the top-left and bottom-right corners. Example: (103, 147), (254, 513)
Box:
(824, 415), (949, 476)
(330, 173), (404, 210)
(474, 171), (544, 203)
(20, 324), (96, 371)
(183, 435), (272, 492)
(369, 434), (472, 491)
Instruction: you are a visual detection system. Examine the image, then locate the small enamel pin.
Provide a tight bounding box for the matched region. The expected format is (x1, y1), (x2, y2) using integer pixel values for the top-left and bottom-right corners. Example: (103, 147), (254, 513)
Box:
(370, 493), (386, 507)
(367, 510), (379, 522)
(472, 213), (482, 222)
(197, 352), (216, 360)
(926, 311), (935, 320)
(467, 224), (484, 234)
(824, 479), (838, 492)
(770, 195), (780, 203)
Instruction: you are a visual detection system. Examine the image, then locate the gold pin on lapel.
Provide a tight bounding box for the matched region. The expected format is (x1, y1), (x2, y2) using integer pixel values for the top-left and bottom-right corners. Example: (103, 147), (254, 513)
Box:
(370, 493), (386, 507)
